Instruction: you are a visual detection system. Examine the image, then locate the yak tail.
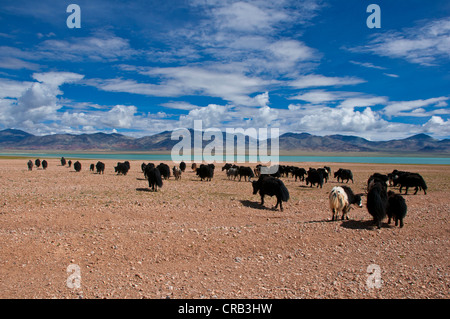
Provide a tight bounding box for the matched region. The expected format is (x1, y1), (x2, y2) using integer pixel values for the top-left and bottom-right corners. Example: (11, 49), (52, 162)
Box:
(156, 174), (163, 188)
(279, 180), (290, 202)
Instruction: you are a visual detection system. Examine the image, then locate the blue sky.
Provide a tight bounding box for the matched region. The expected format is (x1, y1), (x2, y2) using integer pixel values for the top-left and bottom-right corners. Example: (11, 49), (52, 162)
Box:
(0, 0), (449, 140)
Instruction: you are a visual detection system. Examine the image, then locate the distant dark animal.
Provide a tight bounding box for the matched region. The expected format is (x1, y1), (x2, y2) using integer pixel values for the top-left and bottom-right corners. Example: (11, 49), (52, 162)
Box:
(124, 161), (131, 170)
(147, 167), (163, 191)
(61, 157), (66, 166)
(366, 180), (388, 229)
(387, 191), (407, 228)
(173, 166), (182, 180)
(114, 162), (129, 175)
(305, 168), (324, 188)
(157, 163), (171, 180)
(141, 162), (147, 172)
(35, 159), (41, 168)
(238, 166), (254, 181)
(74, 161), (82, 172)
(42, 160), (48, 170)
(292, 167), (307, 181)
(252, 175), (289, 211)
(334, 168), (353, 183)
(68, 160), (72, 168)
(227, 167), (238, 180)
(27, 160), (33, 171)
(180, 161), (186, 172)
(90, 164), (95, 171)
(393, 172), (427, 195)
(324, 166), (331, 176)
(196, 164), (214, 181)
(96, 161), (105, 174)
(192, 163), (197, 171)
(329, 186), (363, 221)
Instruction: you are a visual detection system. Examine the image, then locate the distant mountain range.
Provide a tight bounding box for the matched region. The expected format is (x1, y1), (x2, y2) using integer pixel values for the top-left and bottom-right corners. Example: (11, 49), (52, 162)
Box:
(0, 128), (449, 155)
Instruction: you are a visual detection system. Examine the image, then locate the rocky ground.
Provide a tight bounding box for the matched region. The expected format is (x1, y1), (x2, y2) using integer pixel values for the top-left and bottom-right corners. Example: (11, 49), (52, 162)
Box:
(0, 158), (448, 299)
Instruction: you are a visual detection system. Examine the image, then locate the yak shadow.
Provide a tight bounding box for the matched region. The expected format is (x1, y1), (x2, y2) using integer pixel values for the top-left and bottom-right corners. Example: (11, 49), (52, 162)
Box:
(240, 199), (279, 211)
(136, 187), (153, 192)
(340, 219), (377, 230)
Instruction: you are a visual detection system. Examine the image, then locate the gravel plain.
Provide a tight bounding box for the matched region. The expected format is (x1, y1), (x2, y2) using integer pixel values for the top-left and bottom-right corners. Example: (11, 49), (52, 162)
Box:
(0, 158), (448, 299)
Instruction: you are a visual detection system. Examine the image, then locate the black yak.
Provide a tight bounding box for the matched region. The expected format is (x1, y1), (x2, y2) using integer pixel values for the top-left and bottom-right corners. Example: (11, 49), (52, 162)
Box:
(27, 160), (33, 171)
(387, 191), (407, 228)
(366, 180), (388, 229)
(180, 161), (186, 172)
(68, 160), (72, 168)
(61, 157), (66, 166)
(147, 166), (163, 191)
(329, 186), (362, 221)
(42, 160), (48, 170)
(305, 168), (323, 188)
(35, 159), (41, 168)
(238, 166), (254, 181)
(292, 167), (307, 181)
(252, 175), (289, 211)
(196, 164), (214, 181)
(157, 163), (171, 180)
(96, 161), (105, 174)
(334, 168), (354, 183)
(393, 172), (427, 195)
(74, 161), (82, 172)
(114, 162), (129, 175)
(90, 164), (95, 172)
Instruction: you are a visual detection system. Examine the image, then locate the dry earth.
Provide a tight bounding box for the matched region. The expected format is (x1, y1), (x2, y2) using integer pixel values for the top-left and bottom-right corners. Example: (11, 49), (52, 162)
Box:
(0, 158), (448, 299)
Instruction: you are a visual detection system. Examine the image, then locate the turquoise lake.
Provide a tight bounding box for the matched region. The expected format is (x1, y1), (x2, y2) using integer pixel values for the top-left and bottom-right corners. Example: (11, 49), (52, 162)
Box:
(1, 153), (449, 165)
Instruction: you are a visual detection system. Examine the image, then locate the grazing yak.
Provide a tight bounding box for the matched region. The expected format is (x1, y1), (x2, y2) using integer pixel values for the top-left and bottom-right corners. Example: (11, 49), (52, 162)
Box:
(114, 162), (129, 175)
(27, 160), (33, 171)
(329, 186), (362, 221)
(196, 164), (214, 181)
(305, 168), (324, 188)
(35, 159), (41, 168)
(61, 157), (66, 166)
(74, 161), (82, 172)
(68, 160), (72, 168)
(238, 166), (254, 181)
(180, 161), (186, 172)
(147, 166), (163, 191)
(252, 175), (289, 211)
(334, 168), (354, 183)
(173, 166), (182, 180)
(96, 161), (105, 174)
(90, 164), (95, 171)
(42, 160), (48, 170)
(393, 172), (427, 195)
(368, 173), (389, 190)
(387, 191), (407, 228)
(222, 163), (233, 171)
(366, 179), (388, 229)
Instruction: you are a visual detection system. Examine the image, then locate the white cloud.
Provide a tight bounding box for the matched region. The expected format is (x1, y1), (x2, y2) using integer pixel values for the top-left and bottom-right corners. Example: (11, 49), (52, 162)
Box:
(384, 97), (449, 118)
(289, 74), (366, 89)
(355, 17), (450, 66)
(422, 116), (450, 137)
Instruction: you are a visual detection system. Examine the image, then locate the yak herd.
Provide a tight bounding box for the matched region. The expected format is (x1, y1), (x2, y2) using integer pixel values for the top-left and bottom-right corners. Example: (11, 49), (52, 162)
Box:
(27, 158), (428, 229)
